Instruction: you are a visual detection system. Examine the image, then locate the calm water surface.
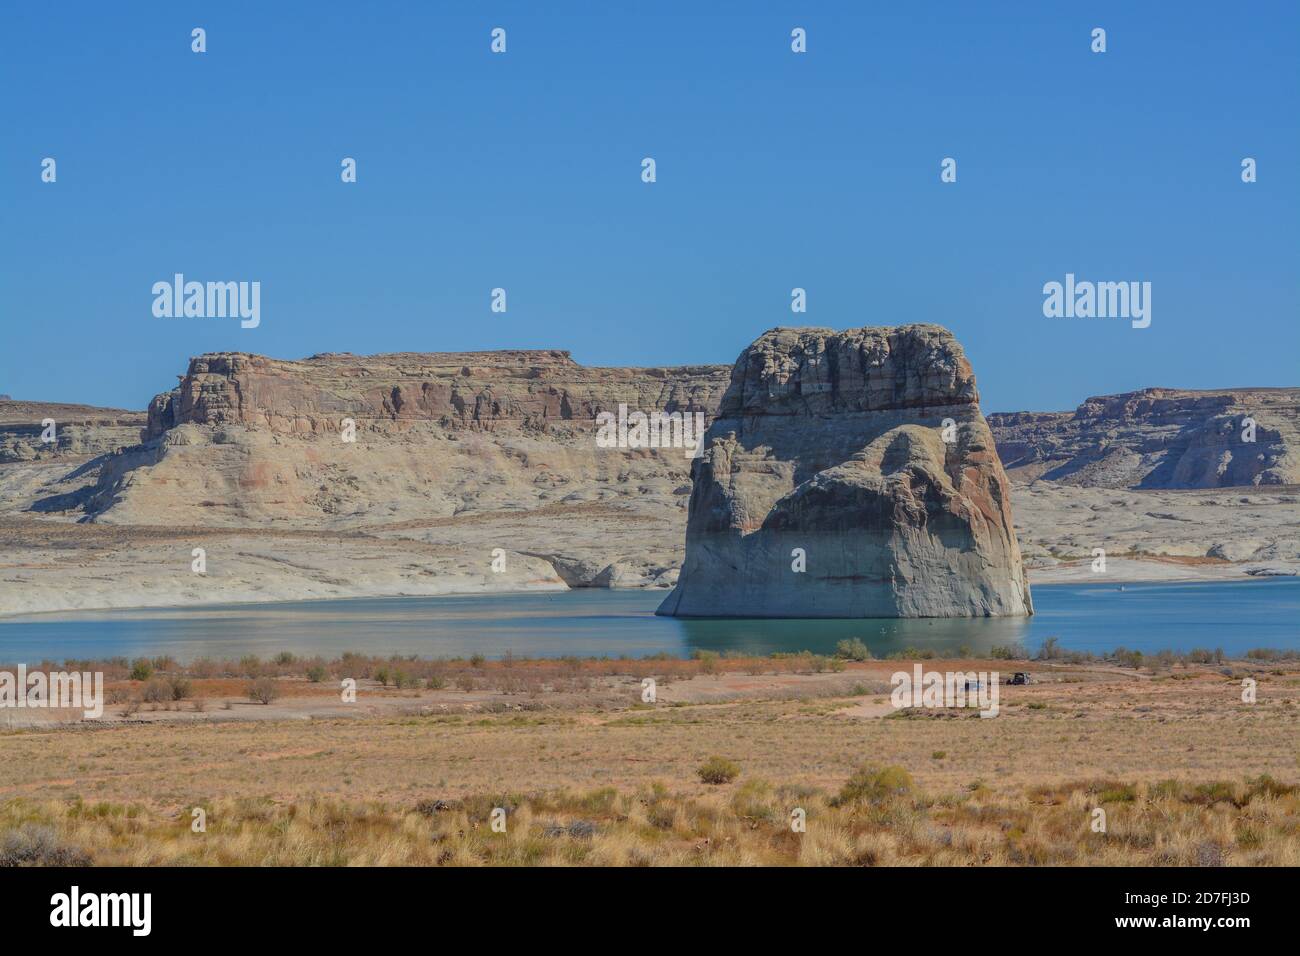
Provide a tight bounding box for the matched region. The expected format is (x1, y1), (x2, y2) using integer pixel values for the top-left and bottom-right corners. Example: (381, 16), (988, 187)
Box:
(1, 578), (1297, 662)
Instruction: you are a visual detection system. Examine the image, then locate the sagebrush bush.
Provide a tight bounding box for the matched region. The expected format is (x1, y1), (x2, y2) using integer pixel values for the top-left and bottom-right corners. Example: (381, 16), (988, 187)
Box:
(0, 825), (90, 867)
(697, 756), (740, 785)
(141, 679), (171, 704)
(833, 765), (914, 807)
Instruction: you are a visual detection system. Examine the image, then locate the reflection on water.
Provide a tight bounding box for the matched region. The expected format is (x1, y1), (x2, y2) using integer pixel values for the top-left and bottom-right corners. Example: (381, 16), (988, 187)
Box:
(0, 578), (1296, 663)
(673, 614), (1031, 658)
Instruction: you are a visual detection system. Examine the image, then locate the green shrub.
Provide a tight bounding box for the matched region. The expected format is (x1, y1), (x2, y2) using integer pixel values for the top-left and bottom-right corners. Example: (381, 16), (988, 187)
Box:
(129, 658), (153, 682)
(694, 650), (720, 674)
(696, 756), (740, 785)
(647, 803), (677, 829)
(835, 638), (872, 661)
(1113, 647), (1144, 668)
(306, 665), (327, 683)
(729, 778), (777, 823)
(1247, 774), (1296, 800)
(1096, 783), (1137, 803)
(1191, 781), (1238, 806)
(833, 765), (914, 807)
(803, 654), (834, 673)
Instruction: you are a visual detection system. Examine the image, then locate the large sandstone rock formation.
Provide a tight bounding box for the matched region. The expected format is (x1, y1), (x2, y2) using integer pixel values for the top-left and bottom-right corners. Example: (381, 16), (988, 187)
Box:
(987, 388), (1300, 489)
(657, 325), (1033, 618)
(0, 351), (730, 603)
(85, 350), (726, 529)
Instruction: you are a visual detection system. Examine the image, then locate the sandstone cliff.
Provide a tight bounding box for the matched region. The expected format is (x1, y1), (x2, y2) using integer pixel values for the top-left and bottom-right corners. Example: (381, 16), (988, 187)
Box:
(141, 350), (722, 440)
(0, 400), (145, 464)
(658, 325), (1033, 618)
(83, 350), (726, 534)
(988, 387), (1300, 489)
(15, 351), (728, 596)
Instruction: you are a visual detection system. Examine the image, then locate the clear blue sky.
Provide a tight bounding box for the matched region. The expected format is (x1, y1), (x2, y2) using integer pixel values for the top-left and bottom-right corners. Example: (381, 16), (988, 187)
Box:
(3, 1), (1296, 413)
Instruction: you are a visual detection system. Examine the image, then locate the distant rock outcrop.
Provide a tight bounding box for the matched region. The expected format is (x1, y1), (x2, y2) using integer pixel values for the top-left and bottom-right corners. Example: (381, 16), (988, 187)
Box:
(657, 325), (1033, 618)
(988, 387), (1300, 488)
(0, 400), (145, 464)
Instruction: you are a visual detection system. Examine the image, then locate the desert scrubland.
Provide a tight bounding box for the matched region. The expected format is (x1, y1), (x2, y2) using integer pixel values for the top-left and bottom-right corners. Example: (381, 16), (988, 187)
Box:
(2, 345), (1298, 866)
(2, 651), (1298, 865)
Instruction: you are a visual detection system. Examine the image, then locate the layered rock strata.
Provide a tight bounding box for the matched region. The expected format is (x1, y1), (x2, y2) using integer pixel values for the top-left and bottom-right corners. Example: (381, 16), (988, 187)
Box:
(0, 401), (145, 464)
(988, 388), (1300, 489)
(658, 325), (1033, 618)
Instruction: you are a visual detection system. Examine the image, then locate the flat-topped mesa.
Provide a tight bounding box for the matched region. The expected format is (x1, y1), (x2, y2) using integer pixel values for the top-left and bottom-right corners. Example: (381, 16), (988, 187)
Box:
(145, 350), (726, 440)
(83, 349), (730, 531)
(657, 324), (1033, 618)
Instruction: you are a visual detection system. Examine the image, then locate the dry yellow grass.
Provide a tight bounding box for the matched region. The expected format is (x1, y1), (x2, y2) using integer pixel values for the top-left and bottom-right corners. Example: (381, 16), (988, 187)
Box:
(1, 658), (1298, 865)
(2, 773), (1298, 866)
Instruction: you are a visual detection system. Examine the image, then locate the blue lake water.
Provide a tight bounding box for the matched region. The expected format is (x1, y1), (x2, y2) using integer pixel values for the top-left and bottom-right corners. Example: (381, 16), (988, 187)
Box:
(0, 578), (1296, 663)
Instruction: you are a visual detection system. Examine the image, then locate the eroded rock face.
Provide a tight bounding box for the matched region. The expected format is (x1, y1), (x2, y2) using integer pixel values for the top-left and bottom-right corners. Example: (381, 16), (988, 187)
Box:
(53, 351), (729, 589)
(657, 325), (1033, 618)
(144, 350), (724, 439)
(988, 388), (1300, 489)
(0, 401), (145, 464)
